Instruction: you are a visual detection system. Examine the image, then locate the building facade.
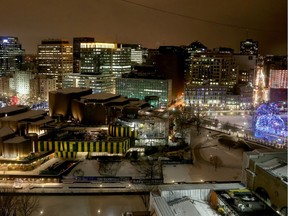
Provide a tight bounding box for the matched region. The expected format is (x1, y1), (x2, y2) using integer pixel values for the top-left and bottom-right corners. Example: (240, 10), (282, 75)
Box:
(184, 84), (227, 109)
(30, 75), (57, 101)
(62, 73), (114, 93)
(37, 39), (73, 89)
(116, 76), (172, 108)
(79, 42), (131, 93)
(187, 52), (238, 91)
(73, 37), (95, 73)
(234, 54), (257, 84)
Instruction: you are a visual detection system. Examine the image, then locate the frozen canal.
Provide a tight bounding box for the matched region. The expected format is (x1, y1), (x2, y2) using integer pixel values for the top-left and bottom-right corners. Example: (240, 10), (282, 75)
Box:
(34, 195), (146, 216)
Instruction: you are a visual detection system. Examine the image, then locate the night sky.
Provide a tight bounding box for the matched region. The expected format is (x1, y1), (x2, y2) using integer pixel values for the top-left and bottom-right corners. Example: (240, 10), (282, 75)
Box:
(1, 0), (287, 55)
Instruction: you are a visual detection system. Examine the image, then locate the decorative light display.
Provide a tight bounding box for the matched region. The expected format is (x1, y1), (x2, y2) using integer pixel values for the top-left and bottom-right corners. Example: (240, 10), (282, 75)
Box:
(254, 102), (287, 141)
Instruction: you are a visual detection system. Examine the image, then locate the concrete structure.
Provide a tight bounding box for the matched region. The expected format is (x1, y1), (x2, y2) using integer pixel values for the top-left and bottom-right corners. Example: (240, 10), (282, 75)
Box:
(150, 183), (277, 216)
(71, 93), (149, 125)
(243, 150), (287, 215)
(0, 105), (53, 135)
(37, 39), (73, 89)
(49, 87), (92, 120)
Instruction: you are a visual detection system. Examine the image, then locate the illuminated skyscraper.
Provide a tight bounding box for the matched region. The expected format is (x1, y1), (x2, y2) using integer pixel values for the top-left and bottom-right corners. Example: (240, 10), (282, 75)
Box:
(73, 37), (94, 73)
(80, 42), (131, 76)
(0, 36), (25, 75)
(37, 39), (73, 89)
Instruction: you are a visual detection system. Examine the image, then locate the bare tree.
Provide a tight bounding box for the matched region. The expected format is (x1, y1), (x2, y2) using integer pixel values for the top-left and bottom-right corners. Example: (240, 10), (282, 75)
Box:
(17, 195), (40, 216)
(0, 188), (18, 216)
(136, 159), (162, 180)
(209, 155), (223, 171)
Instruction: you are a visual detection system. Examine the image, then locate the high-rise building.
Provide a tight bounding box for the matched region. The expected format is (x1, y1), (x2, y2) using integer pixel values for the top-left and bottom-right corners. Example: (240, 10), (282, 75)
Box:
(187, 52), (238, 91)
(14, 70), (33, 95)
(71, 42), (131, 93)
(0, 36), (25, 75)
(119, 43), (144, 65)
(30, 75), (57, 101)
(156, 46), (185, 100)
(80, 42), (131, 76)
(240, 39), (259, 55)
(184, 41), (207, 82)
(37, 39), (73, 89)
(73, 37), (94, 73)
(234, 54), (257, 84)
(0, 76), (12, 96)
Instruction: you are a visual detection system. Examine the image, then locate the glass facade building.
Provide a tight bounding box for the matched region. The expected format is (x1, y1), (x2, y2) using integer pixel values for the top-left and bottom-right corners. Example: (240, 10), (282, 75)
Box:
(0, 36), (24, 75)
(78, 42), (131, 93)
(62, 73), (114, 94)
(115, 77), (172, 108)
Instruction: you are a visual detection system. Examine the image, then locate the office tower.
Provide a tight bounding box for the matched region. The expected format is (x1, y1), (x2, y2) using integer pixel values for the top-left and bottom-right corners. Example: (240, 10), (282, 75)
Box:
(14, 70), (33, 96)
(156, 46), (185, 101)
(240, 39), (259, 55)
(62, 73), (115, 93)
(184, 41), (207, 82)
(30, 75), (57, 101)
(0, 36), (25, 75)
(80, 42), (131, 76)
(119, 44), (144, 65)
(37, 39), (73, 89)
(73, 37), (94, 73)
(66, 42), (131, 93)
(187, 52), (238, 91)
(116, 73), (172, 108)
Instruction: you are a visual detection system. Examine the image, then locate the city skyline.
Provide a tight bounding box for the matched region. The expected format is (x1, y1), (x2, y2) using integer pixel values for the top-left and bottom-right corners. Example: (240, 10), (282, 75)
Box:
(0, 0), (286, 55)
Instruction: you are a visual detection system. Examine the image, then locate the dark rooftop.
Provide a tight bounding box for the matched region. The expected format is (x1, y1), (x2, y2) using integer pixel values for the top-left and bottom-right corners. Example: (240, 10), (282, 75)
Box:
(50, 87), (92, 95)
